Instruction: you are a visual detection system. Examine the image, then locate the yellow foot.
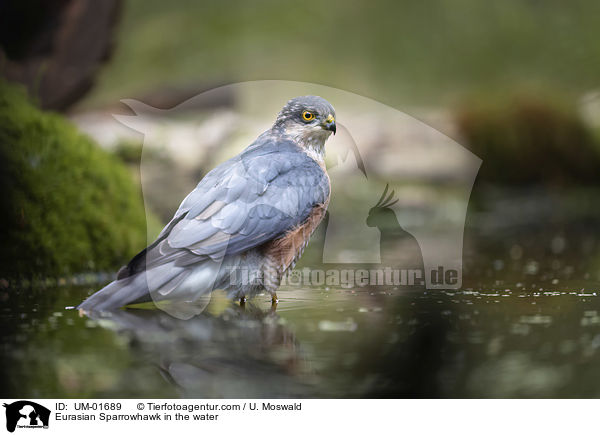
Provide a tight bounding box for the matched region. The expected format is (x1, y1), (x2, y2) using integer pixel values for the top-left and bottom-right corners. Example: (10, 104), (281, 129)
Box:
(270, 296), (278, 313)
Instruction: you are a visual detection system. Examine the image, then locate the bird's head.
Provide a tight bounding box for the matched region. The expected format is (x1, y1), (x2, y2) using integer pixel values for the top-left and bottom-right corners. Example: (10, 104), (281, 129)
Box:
(273, 95), (336, 152)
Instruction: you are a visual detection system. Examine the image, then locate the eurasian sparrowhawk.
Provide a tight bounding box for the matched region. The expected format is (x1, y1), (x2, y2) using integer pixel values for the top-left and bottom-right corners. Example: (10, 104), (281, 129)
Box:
(78, 95), (336, 311)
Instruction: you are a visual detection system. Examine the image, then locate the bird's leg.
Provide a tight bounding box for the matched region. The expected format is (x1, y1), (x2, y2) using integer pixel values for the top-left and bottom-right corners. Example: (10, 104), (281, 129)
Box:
(263, 263), (280, 305)
(270, 292), (278, 313)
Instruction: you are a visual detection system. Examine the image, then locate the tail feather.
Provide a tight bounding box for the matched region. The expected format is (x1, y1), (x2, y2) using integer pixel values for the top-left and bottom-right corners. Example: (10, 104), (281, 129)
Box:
(77, 273), (150, 312)
(78, 257), (227, 313)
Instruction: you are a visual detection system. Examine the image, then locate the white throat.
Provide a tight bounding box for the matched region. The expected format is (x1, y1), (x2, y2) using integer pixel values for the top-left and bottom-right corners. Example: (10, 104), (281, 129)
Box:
(283, 124), (330, 163)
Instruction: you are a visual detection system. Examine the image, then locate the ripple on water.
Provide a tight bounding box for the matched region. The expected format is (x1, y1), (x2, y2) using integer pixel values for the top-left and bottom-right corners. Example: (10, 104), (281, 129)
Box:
(318, 319), (358, 332)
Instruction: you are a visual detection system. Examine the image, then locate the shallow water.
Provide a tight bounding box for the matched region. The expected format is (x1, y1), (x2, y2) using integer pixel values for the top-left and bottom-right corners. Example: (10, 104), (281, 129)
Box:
(2, 280), (600, 398)
(2, 188), (600, 398)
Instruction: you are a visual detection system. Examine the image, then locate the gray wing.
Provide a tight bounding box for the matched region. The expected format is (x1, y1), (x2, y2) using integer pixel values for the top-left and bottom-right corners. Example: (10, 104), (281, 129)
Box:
(149, 138), (329, 268)
(81, 138), (329, 311)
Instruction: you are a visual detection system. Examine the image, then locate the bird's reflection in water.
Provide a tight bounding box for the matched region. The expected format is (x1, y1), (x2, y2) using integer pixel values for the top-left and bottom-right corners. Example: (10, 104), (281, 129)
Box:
(85, 301), (315, 398)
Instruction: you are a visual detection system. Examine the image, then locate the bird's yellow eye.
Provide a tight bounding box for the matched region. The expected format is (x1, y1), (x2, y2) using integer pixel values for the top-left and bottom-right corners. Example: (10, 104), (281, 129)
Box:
(302, 110), (315, 122)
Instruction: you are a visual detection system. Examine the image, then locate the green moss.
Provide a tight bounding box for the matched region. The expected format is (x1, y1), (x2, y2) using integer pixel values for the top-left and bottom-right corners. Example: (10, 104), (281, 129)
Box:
(0, 80), (149, 280)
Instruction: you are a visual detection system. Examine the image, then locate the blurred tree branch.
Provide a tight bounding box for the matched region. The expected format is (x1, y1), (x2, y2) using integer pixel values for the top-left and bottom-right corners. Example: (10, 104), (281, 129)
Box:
(0, 0), (122, 110)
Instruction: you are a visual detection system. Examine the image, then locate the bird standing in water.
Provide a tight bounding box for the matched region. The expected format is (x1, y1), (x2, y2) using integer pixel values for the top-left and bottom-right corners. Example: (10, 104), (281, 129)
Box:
(78, 96), (336, 312)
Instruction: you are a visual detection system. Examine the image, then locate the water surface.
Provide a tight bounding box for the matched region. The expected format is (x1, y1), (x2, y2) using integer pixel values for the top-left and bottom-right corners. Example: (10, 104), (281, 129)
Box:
(3, 188), (600, 398)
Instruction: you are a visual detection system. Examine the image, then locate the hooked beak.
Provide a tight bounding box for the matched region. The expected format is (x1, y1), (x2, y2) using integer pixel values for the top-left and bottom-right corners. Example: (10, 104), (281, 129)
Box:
(323, 114), (336, 135)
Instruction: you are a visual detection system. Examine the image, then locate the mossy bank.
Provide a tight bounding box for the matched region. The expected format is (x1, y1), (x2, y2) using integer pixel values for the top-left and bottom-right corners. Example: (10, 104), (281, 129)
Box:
(0, 81), (149, 282)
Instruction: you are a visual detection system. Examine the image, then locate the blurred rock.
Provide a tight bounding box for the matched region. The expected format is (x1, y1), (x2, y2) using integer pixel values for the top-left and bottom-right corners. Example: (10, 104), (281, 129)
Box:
(455, 93), (600, 186)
